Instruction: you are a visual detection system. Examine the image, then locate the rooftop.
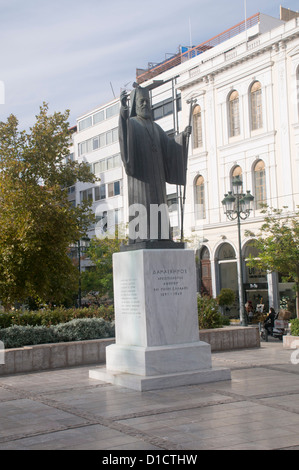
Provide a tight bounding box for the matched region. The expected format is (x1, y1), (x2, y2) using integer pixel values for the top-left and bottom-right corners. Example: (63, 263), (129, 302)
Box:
(136, 13), (261, 85)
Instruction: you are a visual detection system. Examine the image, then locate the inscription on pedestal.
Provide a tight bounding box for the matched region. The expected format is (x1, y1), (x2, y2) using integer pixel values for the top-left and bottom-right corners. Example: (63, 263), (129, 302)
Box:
(151, 269), (189, 298)
(120, 279), (141, 315)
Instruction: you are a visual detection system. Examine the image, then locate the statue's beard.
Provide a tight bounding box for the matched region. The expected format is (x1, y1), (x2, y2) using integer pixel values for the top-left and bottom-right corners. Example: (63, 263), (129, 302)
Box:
(136, 107), (151, 119)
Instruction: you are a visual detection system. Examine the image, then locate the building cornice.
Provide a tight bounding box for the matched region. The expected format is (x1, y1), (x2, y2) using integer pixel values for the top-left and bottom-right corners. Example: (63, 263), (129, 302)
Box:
(177, 28), (299, 91)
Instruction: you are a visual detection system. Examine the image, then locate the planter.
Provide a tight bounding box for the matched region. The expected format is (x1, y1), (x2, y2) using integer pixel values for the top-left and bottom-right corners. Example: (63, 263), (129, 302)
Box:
(0, 326), (260, 376)
(0, 338), (115, 376)
(200, 326), (260, 352)
(283, 335), (299, 349)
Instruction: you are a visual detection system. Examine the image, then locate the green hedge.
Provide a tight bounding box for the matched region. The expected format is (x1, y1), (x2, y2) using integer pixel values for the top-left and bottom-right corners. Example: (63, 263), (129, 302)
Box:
(0, 306), (114, 329)
(0, 318), (115, 349)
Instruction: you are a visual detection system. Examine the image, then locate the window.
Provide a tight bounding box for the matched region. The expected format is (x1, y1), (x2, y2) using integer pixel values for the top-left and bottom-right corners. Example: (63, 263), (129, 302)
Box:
(94, 185), (106, 201)
(195, 175), (206, 220)
(78, 116), (92, 131)
(78, 127), (119, 156)
(99, 133), (106, 147)
(193, 105), (203, 148)
(231, 165), (243, 191)
(152, 98), (174, 120)
(78, 103), (120, 132)
(167, 193), (178, 212)
(93, 154), (121, 174)
(92, 137), (99, 150)
(297, 66), (299, 119)
(66, 152), (74, 162)
(112, 153), (121, 167)
(106, 103), (119, 119)
(228, 90), (240, 137)
(250, 81), (263, 130)
(107, 156), (114, 170)
(80, 188), (93, 203)
(106, 128), (118, 145)
(108, 181), (121, 198)
(68, 185), (75, 194)
(254, 160), (266, 208)
(93, 110), (105, 125)
(94, 160), (106, 174)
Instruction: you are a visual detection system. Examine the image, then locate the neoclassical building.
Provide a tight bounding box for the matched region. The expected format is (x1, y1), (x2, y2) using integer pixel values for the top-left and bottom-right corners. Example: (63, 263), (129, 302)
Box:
(71, 9), (299, 317)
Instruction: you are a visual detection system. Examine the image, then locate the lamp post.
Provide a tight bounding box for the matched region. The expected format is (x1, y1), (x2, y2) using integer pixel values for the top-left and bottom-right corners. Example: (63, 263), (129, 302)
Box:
(77, 236), (90, 308)
(221, 176), (254, 326)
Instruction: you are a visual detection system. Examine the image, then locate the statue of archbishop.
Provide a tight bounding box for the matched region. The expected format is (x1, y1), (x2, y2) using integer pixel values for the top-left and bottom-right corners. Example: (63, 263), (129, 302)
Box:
(118, 85), (191, 244)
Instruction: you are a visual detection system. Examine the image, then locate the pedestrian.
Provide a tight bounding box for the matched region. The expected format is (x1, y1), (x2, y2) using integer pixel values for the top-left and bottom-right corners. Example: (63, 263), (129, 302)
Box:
(264, 307), (276, 334)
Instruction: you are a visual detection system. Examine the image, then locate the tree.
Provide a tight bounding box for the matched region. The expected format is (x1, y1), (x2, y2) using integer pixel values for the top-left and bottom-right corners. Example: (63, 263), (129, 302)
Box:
(0, 103), (96, 308)
(81, 234), (124, 303)
(246, 206), (299, 318)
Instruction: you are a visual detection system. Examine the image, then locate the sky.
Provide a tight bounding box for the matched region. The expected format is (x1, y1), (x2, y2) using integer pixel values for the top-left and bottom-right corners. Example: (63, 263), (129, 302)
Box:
(0, 0), (298, 130)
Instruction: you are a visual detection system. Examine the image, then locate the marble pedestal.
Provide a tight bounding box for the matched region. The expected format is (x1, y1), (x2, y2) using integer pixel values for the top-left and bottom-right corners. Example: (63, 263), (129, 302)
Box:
(89, 249), (230, 391)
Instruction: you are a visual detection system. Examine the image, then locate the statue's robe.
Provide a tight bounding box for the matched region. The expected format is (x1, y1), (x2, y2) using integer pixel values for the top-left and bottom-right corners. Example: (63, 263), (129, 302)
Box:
(119, 107), (187, 242)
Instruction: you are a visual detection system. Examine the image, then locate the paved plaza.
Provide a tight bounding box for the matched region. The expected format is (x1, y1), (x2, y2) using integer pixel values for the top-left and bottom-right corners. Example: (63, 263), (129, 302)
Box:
(0, 341), (299, 451)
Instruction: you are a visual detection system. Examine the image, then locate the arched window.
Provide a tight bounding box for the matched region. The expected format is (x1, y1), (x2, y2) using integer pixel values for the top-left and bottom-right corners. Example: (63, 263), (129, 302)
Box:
(250, 81), (263, 130)
(218, 243), (236, 261)
(193, 105), (203, 148)
(254, 160), (266, 208)
(231, 165), (243, 192)
(228, 90), (240, 137)
(194, 175), (206, 220)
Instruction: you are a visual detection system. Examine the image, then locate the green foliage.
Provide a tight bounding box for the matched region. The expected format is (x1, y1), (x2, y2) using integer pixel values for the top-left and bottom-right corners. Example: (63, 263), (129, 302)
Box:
(81, 234), (125, 300)
(51, 318), (114, 343)
(0, 325), (56, 349)
(0, 306), (114, 329)
(217, 288), (235, 307)
(0, 103), (96, 307)
(290, 319), (299, 337)
(197, 295), (224, 329)
(245, 205), (299, 317)
(0, 318), (115, 349)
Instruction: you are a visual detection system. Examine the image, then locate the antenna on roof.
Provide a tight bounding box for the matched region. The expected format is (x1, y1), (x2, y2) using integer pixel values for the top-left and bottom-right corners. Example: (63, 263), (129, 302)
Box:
(189, 17), (193, 47)
(110, 82), (116, 98)
(244, 0), (248, 48)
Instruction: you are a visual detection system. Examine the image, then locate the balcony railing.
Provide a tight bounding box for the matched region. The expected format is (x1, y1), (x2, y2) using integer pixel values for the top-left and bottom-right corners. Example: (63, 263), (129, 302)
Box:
(136, 13), (260, 84)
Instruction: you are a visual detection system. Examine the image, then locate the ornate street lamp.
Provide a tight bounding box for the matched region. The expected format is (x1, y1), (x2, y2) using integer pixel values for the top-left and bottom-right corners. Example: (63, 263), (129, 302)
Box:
(222, 176), (254, 326)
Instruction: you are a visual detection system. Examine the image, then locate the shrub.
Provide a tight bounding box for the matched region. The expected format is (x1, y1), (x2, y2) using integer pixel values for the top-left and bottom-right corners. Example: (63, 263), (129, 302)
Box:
(217, 288), (235, 307)
(290, 318), (299, 337)
(0, 318), (115, 349)
(0, 306), (114, 329)
(197, 295), (224, 329)
(52, 318), (115, 343)
(0, 325), (56, 349)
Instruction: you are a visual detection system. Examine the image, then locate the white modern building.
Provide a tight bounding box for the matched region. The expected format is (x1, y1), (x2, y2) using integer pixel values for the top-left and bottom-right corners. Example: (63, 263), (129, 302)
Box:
(71, 8), (299, 317)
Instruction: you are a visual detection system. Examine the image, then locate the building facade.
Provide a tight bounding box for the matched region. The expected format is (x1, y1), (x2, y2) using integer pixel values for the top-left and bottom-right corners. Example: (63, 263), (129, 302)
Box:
(71, 11), (299, 317)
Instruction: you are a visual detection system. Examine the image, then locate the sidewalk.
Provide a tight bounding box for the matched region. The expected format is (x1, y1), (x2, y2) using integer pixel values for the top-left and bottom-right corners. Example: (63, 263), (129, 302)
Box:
(0, 340), (299, 450)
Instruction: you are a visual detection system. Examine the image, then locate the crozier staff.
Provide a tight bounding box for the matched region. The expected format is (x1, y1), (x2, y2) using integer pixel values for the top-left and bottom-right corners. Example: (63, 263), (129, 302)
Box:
(119, 85), (191, 243)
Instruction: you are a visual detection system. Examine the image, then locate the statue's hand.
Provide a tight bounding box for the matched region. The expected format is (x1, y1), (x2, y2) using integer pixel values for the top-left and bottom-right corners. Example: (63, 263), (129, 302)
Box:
(184, 125), (192, 137)
(120, 90), (129, 107)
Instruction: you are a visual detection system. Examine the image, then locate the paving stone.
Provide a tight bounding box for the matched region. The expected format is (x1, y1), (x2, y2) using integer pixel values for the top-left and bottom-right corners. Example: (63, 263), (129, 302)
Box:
(0, 342), (299, 450)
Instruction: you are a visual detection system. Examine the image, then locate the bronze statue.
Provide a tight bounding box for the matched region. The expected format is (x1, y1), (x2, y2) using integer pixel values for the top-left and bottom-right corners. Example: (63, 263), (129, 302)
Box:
(119, 85), (191, 245)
